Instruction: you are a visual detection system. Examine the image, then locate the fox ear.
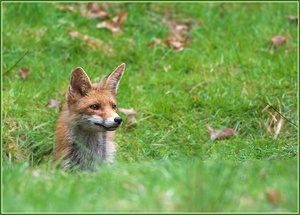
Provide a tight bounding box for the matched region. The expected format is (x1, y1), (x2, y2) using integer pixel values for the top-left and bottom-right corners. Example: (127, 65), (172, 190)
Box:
(69, 67), (92, 97)
(101, 63), (125, 95)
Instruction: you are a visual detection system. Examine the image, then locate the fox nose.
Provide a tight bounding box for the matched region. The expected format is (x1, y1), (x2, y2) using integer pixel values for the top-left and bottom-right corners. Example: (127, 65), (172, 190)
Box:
(114, 117), (122, 124)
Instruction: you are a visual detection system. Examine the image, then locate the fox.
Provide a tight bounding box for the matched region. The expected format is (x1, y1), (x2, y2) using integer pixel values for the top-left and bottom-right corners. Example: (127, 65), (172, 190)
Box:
(52, 63), (125, 171)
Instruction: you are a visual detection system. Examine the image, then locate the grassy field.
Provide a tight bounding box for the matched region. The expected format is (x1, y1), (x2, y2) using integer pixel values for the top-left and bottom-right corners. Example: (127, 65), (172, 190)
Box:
(2, 2), (298, 213)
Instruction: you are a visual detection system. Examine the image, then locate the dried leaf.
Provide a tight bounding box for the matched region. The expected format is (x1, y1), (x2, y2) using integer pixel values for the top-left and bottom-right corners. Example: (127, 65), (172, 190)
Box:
(119, 108), (137, 128)
(205, 124), (214, 133)
(206, 124), (237, 141)
(288, 15), (298, 25)
(68, 30), (80, 38)
(164, 21), (190, 51)
(265, 188), (281, 205)
(112, 10), (127, 26)
(271, 35), (288, 48)
(164, 36), (185, 52)
(82, 3), (109, 19)
(150, 18), (198, 51)
(19, 68), (30, 79)
(48, 99), (62, 109)
(96, 10), (128, 34)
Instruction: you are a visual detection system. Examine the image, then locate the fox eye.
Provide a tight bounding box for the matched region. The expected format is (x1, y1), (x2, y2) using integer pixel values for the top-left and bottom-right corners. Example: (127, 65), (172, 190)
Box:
(112, 104), (117, 110)
(90, 104), (100, 110)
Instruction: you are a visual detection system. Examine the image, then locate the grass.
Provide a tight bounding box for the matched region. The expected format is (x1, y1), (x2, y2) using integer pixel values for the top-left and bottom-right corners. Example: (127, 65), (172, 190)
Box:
(2, 2), (299, 213)
(3, 159), (298, 212)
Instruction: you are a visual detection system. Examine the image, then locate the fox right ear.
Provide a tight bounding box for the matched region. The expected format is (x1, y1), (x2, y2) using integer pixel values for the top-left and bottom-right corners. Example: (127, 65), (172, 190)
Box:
(68, 67), (92, 97)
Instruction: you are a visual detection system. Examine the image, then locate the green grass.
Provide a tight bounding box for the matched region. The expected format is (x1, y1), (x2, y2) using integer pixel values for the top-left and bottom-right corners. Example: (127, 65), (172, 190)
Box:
(3, 159), (298, 212)
(2, 2), (298, 213)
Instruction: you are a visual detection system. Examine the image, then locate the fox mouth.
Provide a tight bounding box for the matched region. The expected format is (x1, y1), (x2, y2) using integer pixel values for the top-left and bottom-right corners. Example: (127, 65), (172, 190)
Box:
(94, 123), (120, 131)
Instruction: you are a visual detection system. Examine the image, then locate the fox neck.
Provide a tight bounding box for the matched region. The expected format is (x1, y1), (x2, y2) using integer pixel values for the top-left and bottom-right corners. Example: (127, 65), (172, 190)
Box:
(65, 126), (115, 171)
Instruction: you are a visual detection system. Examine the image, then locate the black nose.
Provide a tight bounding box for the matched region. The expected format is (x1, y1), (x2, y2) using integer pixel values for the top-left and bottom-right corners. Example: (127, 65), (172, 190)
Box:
(114, 117), (122, 124)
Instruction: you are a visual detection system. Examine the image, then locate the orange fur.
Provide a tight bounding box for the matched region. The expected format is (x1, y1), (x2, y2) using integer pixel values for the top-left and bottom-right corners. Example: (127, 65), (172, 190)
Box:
(53, 63), (125, 171)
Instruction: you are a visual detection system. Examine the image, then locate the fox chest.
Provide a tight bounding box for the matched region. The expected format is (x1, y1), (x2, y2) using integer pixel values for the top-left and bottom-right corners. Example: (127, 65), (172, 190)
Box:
(64, 132), (115, 171)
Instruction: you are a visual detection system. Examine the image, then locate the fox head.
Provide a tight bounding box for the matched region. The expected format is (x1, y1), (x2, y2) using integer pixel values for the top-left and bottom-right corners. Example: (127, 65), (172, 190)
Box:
(66, 63), (125, 132)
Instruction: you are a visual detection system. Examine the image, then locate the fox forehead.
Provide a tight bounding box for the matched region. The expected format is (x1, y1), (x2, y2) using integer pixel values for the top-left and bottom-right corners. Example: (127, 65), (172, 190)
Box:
(67, 85), (116, 110)
(87, 85), (117, 105)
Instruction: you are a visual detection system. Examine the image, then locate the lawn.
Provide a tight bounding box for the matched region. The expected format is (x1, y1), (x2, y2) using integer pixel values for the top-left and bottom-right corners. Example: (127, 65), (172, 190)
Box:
(2, 2), (298, 213)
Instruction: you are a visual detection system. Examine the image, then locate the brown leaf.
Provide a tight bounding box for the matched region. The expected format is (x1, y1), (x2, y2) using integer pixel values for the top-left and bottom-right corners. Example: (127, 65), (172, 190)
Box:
(164, 21), (190, 52)
(265, 188), (281, 205)
(271, 35), (288, 48)
(48, 99), (62, 109)
(82, 2), (109, 19)
(158, 18), (197, 52)
(288, 15), (298, 25)
(206, 124), (237, 141)
(96, 10), (128, 34)
(163, 18), (200, 33)
(119, 108), (138, 127)
(19, 68), (30, 79)
(205, 124), (214, 133)
(68, 30), (80, 38)
(164, 36), (185, 52)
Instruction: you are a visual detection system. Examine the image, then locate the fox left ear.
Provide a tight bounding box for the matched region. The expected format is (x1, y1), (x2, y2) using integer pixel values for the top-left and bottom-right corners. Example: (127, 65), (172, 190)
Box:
(102, 63), (125, 95)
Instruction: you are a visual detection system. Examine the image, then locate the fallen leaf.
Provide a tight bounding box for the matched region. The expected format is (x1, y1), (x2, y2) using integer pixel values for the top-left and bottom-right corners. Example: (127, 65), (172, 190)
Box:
(163, 21), (189, 51)
(19, 68), (30, 79)
(163, 18), (200, 33)
(112, 10), (127, 26)
(265, 188), (281, 205)
(81, 2), (109, 19)
(270, 35), (288, 48)
(68, 30), (80, 38)
(164, 35), (185, 52)
(96, 10), (128, 34)
(48, 99), (62, 110)
(288, 15), (298, 25)
(148, 18), (198, 51)
(205, 124), (214, 133)
(119, 108), (137, 128)
(206, 124), (237, 141)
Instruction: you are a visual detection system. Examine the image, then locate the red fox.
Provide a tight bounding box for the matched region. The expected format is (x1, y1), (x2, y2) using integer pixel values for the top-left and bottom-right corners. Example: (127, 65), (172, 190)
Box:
(53, 63), (125, 171)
